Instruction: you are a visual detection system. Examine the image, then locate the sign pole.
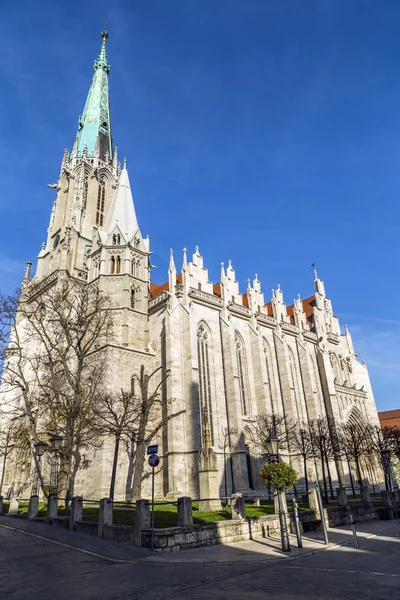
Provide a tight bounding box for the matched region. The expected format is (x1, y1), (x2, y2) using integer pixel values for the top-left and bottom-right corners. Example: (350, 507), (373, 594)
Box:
(315, 485), (329, 545)
(151, 464), (155, 551)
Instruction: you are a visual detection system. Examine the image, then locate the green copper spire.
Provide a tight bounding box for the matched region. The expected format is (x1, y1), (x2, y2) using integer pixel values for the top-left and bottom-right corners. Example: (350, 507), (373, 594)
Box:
(76, 26), (112, 159)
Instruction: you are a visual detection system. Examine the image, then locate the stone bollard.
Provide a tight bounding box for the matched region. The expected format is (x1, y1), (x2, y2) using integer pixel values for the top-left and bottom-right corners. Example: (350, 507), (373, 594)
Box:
(27, 495), (39, 520)
(381, 490), (393, 508)
(8, 497), (19, 515)
(0, 496), (3, 514)
(98, 498), (113, 538)
(177, 496), (193, 527)
(133, 499), (150, 547)
(46, 494), (58, 522)
(274, 492), (288, 515)
(231, 493), (246, 520)
(307, 488), (321, 519)
(360, 485), (373, 509)
(69, 496), (83, 531)
(336, 486), (349, 507)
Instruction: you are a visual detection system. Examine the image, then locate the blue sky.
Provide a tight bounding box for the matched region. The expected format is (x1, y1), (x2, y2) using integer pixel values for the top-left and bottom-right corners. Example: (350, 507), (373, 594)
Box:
(1, 0), (400, 411)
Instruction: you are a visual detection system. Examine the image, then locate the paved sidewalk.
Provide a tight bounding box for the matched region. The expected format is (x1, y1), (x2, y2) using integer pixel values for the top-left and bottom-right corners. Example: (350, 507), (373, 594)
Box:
(1, 513), (395, 564)
(143, 519), (399, 563)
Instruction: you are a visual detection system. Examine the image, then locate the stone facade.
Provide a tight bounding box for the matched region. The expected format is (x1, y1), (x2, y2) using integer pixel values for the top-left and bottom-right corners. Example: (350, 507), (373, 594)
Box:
(0, 30), (383, 502)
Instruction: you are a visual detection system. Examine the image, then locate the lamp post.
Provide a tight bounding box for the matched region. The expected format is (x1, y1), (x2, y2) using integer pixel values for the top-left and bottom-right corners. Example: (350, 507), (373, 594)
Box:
(32, 441), (48, 496)
(49, 434), (63, 496)
(265, 434), (291, 553)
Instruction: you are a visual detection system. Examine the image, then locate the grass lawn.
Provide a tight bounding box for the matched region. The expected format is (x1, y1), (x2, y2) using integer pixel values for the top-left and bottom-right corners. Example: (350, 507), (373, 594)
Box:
(4, 494), (393, 526)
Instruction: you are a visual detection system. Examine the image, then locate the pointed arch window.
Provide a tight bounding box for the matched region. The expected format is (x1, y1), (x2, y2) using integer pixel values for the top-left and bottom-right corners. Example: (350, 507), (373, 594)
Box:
(116, 256), (121, 274)
(263, 338), (275, 412)
(96, 177), (106, 226)
(110, 256), (115, 274)
(197, 322), (214, 444)
(130, 288), (135, 308)
(235, 332), (250, 415)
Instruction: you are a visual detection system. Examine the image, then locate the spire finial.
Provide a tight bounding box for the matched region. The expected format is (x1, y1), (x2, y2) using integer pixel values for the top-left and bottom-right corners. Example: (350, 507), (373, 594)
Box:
(123, 157), (127, 169)
(182, 247), (187, 266)
(311, 262), (318, 280)
(169, 248), (176, 272)
(94, 25), (110, 73)
(220, 261), (225, 279)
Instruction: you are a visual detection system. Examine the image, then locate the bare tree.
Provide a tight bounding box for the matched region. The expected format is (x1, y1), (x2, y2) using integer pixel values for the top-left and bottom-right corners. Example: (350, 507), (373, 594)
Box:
(309, 418), (337, 503)
(288, 423), (314, 494)
(0, 278), (114, 498)
(94, 389), (142, 500)
(130, 365), (185, 501)
(336, 421), (372, 491)
(252, 413), (292, 457)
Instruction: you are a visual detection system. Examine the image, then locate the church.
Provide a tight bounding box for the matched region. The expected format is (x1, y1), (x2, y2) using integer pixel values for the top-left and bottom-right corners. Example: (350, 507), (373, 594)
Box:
(1, 29), (382, 501)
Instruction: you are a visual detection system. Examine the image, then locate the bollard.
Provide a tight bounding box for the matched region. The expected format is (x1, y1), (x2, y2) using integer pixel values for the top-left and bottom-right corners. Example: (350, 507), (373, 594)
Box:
(133, 499), (150, 548)
(360, 485), (373, 509)
(98, 498), (113, 538)
(348, 514), (359, 548)
(46, 494), (58, 522)
(315, 486), (329, 545)
(177, 497), (193, 527)
(292, 498), (303, 548)
(0, 496), (3, 514)
(336, 486), (349, 507)
(27, 495), (39, 520)
(231, 493), (246, 520)
(69, 496), (83, 531)
(8, 497), (19, 515)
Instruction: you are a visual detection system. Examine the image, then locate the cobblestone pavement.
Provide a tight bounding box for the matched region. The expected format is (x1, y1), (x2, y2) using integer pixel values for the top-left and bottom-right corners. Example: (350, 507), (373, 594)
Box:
(0, 516), (399, 600)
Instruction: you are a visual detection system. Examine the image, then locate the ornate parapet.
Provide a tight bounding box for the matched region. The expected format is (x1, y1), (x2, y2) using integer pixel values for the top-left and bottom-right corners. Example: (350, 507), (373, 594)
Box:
(327, 332), (340, 345)
(256, 313), (277, 328)
(189, 288), (224, 309)
(148, 291), (169, 311)
(334, 383), (368, 399)
(281, 322), (299, 336)
(228, 302), (251, 319)
(303, 330), (318, 343)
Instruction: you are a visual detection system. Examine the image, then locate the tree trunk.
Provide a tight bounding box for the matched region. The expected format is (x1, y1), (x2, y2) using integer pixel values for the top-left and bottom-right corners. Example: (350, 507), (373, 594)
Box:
(347, 458), (356, 497)
(303, 455), (309, 494)
(320, 453), (328, 504)
(355, 454), (363, 486)
(131, 441), (147, 501)
(109, 434), (120, 500)
(325, 455), (334, 499)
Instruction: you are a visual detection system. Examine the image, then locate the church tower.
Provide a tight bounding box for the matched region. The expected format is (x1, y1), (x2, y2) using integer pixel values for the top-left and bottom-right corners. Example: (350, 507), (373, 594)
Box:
(23, 28), (155, 497)
(35, 27), (119, 283)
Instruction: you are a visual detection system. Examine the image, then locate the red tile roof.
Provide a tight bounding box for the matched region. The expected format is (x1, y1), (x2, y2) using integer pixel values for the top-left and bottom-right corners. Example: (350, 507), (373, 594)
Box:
(242, 293), (249, 308)
(213, 282), (221, 297)
(378, 409), (400, 430)
(150, 274), (182, 298)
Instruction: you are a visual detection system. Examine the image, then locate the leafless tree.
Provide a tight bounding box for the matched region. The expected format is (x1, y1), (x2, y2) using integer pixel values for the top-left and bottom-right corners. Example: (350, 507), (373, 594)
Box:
(130, 365), (185, 501)
(309, 418), (337, 502)
(288, 423), (314, 494)
(336, 421), (372, 491)
(0, 278), (114, 498)
(94, 389), (142, 500)
(252, 413), (293, 457)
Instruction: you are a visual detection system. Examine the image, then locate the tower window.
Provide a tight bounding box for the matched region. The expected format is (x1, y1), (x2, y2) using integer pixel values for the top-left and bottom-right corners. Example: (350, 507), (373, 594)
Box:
(131, 288), (135, 308)
(197, 322), (214, 445)
(116, 256), (121, 274)
(235, 332), (251, 415)
(110, 256), (115, 274)
(96, 177), (106, 226)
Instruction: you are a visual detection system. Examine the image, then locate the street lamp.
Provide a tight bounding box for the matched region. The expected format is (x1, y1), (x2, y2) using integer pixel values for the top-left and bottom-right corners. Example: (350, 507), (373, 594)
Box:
(49, 434), (63, 495)
(32, 441), (49, 496)
(265, 434), (291, 553)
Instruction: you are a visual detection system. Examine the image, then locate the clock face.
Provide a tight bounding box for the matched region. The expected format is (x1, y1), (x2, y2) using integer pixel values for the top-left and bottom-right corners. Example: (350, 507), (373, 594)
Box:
(53, 234), (60, 250)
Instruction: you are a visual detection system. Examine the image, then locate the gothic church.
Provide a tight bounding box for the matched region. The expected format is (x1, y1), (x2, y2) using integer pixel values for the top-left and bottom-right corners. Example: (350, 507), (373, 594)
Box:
(1, 30), (381, 500)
